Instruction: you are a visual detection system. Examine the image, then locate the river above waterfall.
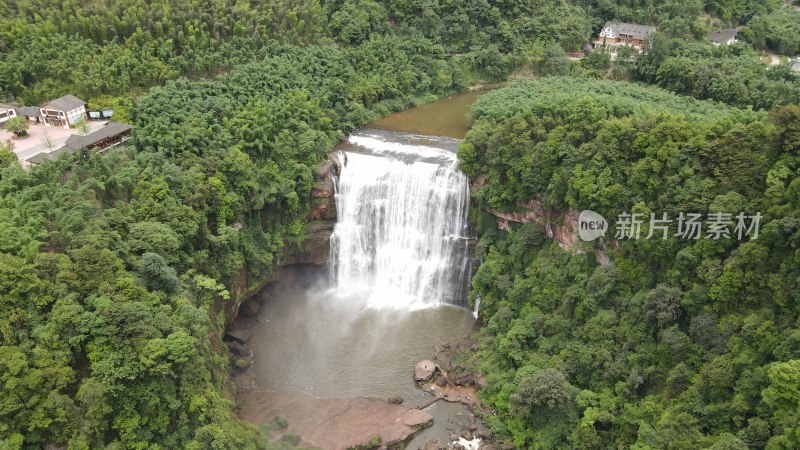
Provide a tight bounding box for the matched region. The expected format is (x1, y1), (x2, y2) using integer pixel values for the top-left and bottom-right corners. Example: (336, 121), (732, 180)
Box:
(371, 90), (485, 138)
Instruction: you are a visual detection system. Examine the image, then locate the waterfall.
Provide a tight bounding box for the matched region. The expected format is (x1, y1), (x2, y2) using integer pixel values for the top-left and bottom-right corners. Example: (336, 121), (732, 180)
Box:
(472, 296), (481, 319)
(330, 130), (471, 309)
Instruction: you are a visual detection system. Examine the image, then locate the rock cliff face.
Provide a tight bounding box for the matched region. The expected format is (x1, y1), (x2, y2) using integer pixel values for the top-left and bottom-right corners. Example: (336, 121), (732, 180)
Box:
(488, 198), (611, 265)
(491, 199), (580, 250)
(280, 151), (341, 266)
(226, 152), (341, 323)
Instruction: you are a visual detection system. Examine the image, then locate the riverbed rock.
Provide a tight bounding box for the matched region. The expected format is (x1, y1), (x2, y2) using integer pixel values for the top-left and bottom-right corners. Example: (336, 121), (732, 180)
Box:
(454, 372), (474, 386)
(233, 357), (252, 372)
(422, 438), (441, 450)
(387, 395), (403, 405)
(238, 392), (432, 449)
(240, 299), (261, 317)
(478, 429), (493, 440)
(462, 431), (474, 441)
(226, 341), (248, 357)
(435, 375), (447, 387)
(415, 360), (437, 381)
(225, 328), (252, 344)
(401, 409), (433, 429)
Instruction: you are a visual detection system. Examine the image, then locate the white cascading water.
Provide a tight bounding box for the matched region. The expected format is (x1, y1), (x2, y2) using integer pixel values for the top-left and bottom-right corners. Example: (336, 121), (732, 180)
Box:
(330, 130), (471, 310)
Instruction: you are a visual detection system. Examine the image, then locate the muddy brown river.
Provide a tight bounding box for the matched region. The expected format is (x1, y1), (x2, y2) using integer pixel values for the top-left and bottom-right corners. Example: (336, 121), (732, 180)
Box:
(246, 285), (477, 400)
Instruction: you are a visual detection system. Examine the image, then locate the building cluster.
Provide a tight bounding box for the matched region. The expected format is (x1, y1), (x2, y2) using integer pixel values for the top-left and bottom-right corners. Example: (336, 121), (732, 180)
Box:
(26, 121), (133, 165)
(590, 22), (798, 74)
(592, 22), (741, 52)
(1, 94), (132, 166)
(0, 94), (95, 129)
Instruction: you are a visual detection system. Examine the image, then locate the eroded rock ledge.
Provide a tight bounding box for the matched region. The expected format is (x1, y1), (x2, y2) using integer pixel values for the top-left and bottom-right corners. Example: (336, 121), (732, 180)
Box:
(490, 199), (580, 250)
(238, 392), (433, 450)
(488, 198), (610, 265)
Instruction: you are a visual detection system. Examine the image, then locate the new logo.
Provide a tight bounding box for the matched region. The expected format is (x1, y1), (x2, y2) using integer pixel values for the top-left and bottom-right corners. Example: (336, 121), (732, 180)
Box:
(578, 210), (608, 241)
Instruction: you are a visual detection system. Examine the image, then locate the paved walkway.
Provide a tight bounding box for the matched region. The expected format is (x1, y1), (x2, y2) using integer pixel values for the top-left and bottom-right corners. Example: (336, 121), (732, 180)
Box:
(1, 121), (106, 163)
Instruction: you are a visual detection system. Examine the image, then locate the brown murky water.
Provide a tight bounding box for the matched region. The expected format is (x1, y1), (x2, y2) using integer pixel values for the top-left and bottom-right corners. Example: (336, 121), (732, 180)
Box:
(245, 284), (477, 401)
(371, 90), (486, 139)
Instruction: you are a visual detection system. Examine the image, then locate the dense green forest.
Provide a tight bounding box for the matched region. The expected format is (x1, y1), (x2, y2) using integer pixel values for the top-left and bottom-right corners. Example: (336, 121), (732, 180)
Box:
(460, 78), (800, 448)
(3, 0), (799, 111)
(1, 0), (800, 448)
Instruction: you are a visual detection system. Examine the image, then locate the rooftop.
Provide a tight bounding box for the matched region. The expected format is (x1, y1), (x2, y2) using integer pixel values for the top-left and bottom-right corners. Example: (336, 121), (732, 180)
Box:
(62, 121), (132, 151)
(26, 147), (75, 165)
(42, 94), (86, 112)
(17, 106), (40, 117)
(707, 28), (739, 44)
(601, 21), (657, 40)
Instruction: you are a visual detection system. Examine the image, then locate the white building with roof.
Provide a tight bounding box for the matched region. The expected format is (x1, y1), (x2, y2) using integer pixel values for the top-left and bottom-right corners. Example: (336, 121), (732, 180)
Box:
(594, 21), (657, 52)
(0, 104), (17, 125)
(40, 94), (87, 129)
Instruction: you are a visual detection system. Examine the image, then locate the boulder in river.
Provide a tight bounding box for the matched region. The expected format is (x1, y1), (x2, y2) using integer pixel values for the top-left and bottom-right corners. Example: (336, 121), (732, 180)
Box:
(387, 395), (404, 405)
(414, 360), (437, 381)
(226, 341), (248, 357)
(401, 409), (433, 429)
(240, 299), (261, 317)
(225, 328), (252, 344)
(454, 372), (474, 386)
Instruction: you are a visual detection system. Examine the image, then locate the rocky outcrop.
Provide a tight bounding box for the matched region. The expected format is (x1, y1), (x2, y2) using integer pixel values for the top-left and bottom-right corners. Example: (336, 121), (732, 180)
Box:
(281, 151), (341, 266)
(226, 152), (341, 323)
(489, 198), (612, 265)
(414, 360), (437, 381)
(237, 392), (433, 450)
(491, 199), (580, 251)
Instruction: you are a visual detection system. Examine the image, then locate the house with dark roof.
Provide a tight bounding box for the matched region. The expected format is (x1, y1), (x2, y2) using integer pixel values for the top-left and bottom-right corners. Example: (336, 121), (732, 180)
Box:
(27, 122), (133, 165)
(707, 28), (739, 46)
(0, 104), (17, 125)
(40, 94), (87, 129)
(16, 106), (42, 123)
(594, 21), (657, 52)
(62, 121), (132, 151)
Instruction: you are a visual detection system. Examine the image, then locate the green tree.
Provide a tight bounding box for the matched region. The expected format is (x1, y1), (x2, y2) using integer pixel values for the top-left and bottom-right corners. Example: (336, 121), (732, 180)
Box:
(0, 140), (17, 168)
(5, 117), (29, 137)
